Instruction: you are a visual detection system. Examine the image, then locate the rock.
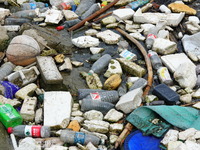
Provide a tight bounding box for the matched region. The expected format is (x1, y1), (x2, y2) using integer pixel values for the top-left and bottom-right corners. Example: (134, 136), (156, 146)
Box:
(129, 78), (147, 91)
(117, 58), (146, 77)
(104, 109), (123, 122)
(161, 53), (196, 73)
(180, 94), (192, 104)
(62, 10), (78, 20)
(112, 8), (135, 21)
(45, 145), (68, 150)
(179, 128), (197, 141)
(109, 123), (124, 134)
(17, 137), (41, 150)
(59, 57), (73, 71)
(85, 29), (98, 36)
(20, 97), (37, 121)
(71, 116), (85, 123)
(104, 59), (122, 78)
(185, 140), (200, 150)
(69, 146), (79, 150)
(83, 120), (110, 134)
(168, 141), (184, 150)
(115, 88), (143, 114)
(152, 38), (177, 55)
(3, 25), (20, 32)
(71, 61), (83, 67)
(96, 30), (121, 44)
(194, 131), (200, 139)
(174, 62), (197, 89)
(176, 143), (188, 150)
(71, 110), (83, 117)
(0, 8), (10, 22)
(125, 24), (141, 33)
(44, 91), (73, 128)
(141, 24), (155, 36)
(72, 103), (80, 111)
(86, 142), (97, 150)
(92, 23), (101, 30)
(54, 54), (65, 63)
(109, 135), (118, 144)
(168, 3), (196, 15)
(67, 120), (81, 132)
(188, 16), (200, 24)
(161, 129), (179, 146)
(193, 102), (200, 110)
(85, 73), (103, 89)
(0, 26), (9, 51)
(36, 56), (63, 84)
(145, 95), (158, 103)
(0, 95), (21, 106)
(103, 74), (122, 90)
(45, 9), (63, 24)
(101, 16), (116, 25)
(15, 83), (37, 100)
(83, 110), (103, 121)
(35, 108), (43, 124)
(72, 36), (99, 48)
(106, 23), (118, 29)
(129, 32), (145, 41)
(90, 47), (105, 55)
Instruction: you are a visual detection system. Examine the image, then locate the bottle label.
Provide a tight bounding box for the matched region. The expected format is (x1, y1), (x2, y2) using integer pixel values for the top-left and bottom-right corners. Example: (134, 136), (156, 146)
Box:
(90, 92), (101, 100)
(74, 132), (85, 144)
(24, 125), (41, 137)
(147, 34), (157, 40)
(0, 105), (16, 119)
(30, 3), (37, 9)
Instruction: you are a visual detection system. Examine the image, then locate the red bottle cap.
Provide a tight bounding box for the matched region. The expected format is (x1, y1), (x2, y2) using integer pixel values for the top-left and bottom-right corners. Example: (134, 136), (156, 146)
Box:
(56, 26), (65, 31)
(7, 127), (13, 134)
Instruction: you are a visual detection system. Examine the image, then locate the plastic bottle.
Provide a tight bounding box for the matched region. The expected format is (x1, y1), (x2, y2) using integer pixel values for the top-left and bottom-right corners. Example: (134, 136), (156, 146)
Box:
(78, 89), (105, 99)
(21, 1), (46, 10)
(81, 3), (101, 20)
(10, 10), (37, 19)
(145, 20), (167, 49)
(80, 99), (114, 114)
(4, 17), (31, 25)
(125, 0), (150, 10)
(83, 90), (119, 104)
(117, 82), (127, 97)
(89, 54), (112, 74)
(148, 50), (162, 70)
(49, 0), (63, 8)
(157, 67), (173, 85)
(75, 0), (96, 16)
(0, 62), (15, 81)
(0, 104), (22, 128)
(60, 130), (101, 145)
(7, 125), (50, 138)
(56, 19), (81, 30)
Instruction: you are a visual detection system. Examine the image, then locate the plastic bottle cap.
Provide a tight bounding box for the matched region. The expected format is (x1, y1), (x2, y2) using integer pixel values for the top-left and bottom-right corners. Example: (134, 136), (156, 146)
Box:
(56, 26), (65, 31)
(7, 127), (13, 134)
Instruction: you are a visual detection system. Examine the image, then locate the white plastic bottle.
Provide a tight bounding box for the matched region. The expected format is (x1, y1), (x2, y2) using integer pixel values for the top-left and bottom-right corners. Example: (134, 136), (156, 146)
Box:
(7, 125), (50, 138)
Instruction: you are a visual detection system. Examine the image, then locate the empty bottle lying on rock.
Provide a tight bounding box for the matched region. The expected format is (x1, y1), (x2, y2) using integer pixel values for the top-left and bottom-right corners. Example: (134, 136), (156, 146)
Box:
(7, 125), (50, 138)
(60, 130), (101, 145)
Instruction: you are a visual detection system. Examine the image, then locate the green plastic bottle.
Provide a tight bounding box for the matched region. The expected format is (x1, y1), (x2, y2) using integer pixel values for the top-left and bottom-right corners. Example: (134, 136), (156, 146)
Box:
(0, 103), (23, 128)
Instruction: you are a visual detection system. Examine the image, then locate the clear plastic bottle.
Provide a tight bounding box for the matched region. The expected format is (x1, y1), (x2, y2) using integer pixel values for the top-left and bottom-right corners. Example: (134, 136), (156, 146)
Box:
(21, 1), (46, 10)
(78, 89), (105, 100)
(75, 0), (96, 16)
(7, 125), (50, 138)
(117, 82), (127, 97)
(10, 10), (37, 19)
(80, 99), (114, 114)
(81, 3), (101, 20)
(145, 20), (167, 49)
(157, 67), (173, 85)
(89, 54), (112, 74)
(83, 90), (119, 104)
(125, 0), (150, 10)
(0, 62), (15, 81)
(4, 17), (31, 25)
(148, 50), (162, 70)
(60, 130), (100, 145)
(56, 19), (81, 30)
(0, 104), (22, 128)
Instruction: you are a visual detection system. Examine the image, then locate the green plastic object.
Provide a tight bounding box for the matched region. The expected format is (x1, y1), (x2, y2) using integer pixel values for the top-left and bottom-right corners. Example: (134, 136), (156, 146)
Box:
(0, 104), (23, 128)
(127, 106), (200, 137)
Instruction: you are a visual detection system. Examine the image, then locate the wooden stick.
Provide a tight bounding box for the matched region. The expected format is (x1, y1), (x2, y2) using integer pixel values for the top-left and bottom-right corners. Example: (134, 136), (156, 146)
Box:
(68, 0), (120, 31)
(114, 28), (153, 149)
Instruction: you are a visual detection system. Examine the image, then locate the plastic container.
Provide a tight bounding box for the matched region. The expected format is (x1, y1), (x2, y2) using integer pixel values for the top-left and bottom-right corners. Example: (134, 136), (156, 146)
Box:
(21, 2), (46, 10)
(10, 10), (37, 19)
(81, 3), (101, 20)
(145, 20), (167, 49)
(0, 104), (22, 128)
(0, 81), (20, 99)
(83, 90), (119, 104)
(4, 17), (31, 25)
(157, 67), (173, 85)
(152, 84), (180, 105)
(89, 54), (112, 74)
(80, 99), (114, 114)
(118, 82), (127, 97)
(78, 89), (105, 99)
(75, 0), (96, 16)
(7, 125), (50, 138)
(125, 0), (150, 10)
(148, 50), (162, 70)
(60, 130), (100, 145)
(0, 62), (15, 81)
(56, 19), (81, 30)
